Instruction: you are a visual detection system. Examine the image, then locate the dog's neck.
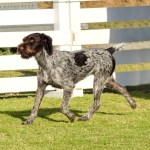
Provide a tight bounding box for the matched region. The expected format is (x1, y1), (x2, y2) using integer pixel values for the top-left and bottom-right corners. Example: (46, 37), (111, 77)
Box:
(35, 48), (50, 70)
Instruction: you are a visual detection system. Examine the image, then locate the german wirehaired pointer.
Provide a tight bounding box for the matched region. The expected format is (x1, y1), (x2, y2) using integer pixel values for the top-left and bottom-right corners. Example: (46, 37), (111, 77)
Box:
(18, 33), (136, 124)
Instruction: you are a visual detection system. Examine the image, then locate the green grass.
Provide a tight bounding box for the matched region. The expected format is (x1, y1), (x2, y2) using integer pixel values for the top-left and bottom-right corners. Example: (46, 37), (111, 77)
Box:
(0, 92), (150, 150)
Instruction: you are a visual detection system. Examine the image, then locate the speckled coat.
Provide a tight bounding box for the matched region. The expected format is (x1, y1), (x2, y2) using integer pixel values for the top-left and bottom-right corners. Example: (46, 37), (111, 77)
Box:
(36, 48), (115, 90)
(18, 33), (136, 124)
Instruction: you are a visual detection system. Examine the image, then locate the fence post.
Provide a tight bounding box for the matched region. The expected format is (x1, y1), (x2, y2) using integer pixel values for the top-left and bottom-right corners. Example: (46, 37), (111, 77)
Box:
(45, 0), (70, 98)
(53, 0), (72, 51)
(69, 1), (81, 50)
(69, 1), (83, 97)
(45, 0), (83, 97)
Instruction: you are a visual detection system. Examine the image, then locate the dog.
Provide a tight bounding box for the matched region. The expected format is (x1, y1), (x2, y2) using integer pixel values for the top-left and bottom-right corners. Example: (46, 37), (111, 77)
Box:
(18, 33), (136, 124)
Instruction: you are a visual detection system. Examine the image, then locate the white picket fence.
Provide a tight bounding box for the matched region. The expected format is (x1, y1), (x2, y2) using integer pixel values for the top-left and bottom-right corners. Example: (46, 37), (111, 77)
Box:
(0, 0), (150, 94)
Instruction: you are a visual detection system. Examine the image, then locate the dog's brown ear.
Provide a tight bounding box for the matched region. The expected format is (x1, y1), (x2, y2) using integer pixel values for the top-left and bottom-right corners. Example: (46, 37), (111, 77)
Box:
(41, 33), (53, 55)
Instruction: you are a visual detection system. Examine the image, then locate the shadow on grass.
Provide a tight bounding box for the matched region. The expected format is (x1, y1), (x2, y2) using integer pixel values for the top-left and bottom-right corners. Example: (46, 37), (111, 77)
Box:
(0, 108), (86, 123)
(0, 92), (36, 99)
(100, 111), (127, 116)
(0, 107), (127, 124)
(0, 108), (67, 123)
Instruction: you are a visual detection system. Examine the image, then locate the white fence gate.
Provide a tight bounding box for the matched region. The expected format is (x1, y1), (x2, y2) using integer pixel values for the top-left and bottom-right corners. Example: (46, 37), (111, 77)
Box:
(0, 0), (150, 94)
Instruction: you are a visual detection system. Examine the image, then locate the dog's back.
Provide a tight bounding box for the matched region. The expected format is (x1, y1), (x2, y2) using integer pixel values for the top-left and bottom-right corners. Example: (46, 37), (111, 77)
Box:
(48, 48), (115, 84)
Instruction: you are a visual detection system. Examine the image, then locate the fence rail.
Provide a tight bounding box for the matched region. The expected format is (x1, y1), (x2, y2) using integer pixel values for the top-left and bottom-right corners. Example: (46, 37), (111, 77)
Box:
(0, 0), (150, 94)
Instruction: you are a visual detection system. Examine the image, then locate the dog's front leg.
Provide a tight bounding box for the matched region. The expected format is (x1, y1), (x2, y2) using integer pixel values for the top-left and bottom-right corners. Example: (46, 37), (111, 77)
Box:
(61, 88), (75, 122)
(22, 82), (47, 125)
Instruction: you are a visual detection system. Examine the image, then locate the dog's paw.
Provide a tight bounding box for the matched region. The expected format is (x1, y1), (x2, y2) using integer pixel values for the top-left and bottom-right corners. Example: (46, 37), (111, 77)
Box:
(78, 116), (89, 121)
(21, 119), (33, 125)
(68, 113), (75, 123)
(130, 102), (137, 109)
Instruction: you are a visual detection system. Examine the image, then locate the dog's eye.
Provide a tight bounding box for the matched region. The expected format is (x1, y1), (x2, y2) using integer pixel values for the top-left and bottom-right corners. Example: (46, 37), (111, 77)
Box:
(30, 39), (35, 43)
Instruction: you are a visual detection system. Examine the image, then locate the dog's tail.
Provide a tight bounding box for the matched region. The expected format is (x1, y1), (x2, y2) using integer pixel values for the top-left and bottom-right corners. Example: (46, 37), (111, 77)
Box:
(106, 43), (125, 55)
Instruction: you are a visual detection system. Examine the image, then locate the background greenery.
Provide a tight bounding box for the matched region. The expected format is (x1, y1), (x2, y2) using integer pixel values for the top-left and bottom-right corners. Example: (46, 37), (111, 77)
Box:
(0, 92), (150, 150)
(0, 47), (17, 55)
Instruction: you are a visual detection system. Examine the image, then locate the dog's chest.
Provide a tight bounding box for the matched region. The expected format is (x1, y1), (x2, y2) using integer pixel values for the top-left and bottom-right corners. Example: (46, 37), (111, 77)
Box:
(42, 69), (62, 88)
(42, 70), (49, 83)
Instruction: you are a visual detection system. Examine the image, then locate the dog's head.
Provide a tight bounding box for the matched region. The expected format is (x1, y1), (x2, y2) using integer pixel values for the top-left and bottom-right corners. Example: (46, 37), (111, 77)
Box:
(17, 33), (53, 59)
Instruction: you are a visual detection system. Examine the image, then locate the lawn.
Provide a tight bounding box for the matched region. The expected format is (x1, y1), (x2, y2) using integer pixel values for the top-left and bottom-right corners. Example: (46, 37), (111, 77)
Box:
(0, 91), (150, 150)
(0, 2), (150, 149)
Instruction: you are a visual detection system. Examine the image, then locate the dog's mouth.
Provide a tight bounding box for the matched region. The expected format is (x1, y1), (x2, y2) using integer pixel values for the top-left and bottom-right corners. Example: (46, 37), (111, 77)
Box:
(20, 52), (33, 59)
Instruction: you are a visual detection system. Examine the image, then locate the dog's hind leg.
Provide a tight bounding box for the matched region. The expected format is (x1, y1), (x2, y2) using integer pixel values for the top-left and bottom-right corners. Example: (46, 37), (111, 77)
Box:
(79, 75), (108, 121)
(106, 77), (136, 109)
(22, 82), (47, 125)
(61, 87), (75, 122)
